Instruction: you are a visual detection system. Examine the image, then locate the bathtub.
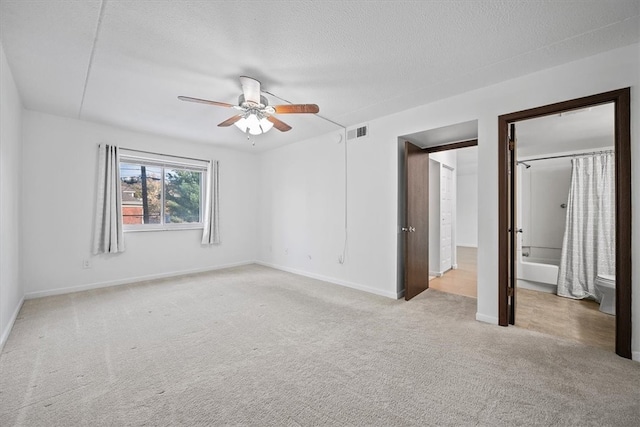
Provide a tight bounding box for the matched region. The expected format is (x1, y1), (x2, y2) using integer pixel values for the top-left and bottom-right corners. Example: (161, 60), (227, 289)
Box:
(517, 247), (560, 294)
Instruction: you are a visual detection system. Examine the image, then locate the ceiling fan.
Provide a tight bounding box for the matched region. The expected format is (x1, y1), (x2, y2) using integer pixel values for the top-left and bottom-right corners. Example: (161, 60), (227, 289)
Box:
(178, 76), (319, 135)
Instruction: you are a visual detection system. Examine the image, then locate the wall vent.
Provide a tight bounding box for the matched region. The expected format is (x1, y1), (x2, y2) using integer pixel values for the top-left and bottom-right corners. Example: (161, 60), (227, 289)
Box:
(347, 124), (368, 140)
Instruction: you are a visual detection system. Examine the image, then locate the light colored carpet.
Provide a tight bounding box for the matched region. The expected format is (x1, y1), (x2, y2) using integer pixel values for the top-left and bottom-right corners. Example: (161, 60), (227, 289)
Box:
(1, 264), (639, 426)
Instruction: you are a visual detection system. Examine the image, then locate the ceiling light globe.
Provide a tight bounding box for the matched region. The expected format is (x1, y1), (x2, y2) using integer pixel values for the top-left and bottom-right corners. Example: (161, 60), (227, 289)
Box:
(246, 113), (260, 128)
(259, 117), (274, 133)
(234, 117), (248, 132)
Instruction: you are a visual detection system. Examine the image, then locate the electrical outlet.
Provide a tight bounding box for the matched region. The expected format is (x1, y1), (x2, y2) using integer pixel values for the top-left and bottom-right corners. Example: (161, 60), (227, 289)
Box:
(82, 259), (91, 269)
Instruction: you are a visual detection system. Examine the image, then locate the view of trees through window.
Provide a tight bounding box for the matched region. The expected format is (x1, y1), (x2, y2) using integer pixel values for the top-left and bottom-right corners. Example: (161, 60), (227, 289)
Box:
(120, 162), (202, 226)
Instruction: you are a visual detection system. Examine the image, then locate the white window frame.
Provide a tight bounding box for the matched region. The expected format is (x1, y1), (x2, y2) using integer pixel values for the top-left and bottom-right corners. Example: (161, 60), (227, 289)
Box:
(119, 150), (209, 232)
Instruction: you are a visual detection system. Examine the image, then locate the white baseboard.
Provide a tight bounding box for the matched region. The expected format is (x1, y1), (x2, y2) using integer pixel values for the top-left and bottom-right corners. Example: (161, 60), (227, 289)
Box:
(457, 244), (478, 248)
(632, 351), (640, 363)
(25, 259), (399, 301)
(429, 271), (443, 277)
(476, 312), (498, 324)
(24, 261), (254, 300)
(0, 296), (24, 352)
(256, 261), (399, 299)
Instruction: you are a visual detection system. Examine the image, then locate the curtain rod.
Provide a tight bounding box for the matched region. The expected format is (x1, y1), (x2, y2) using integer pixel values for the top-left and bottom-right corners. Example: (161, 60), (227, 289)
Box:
(520, 149), (614, 163)
(117, 146), (210, 163)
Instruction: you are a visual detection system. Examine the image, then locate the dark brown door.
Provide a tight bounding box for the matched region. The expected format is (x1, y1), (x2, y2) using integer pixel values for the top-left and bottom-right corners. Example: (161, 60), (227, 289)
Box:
(404, 141), (430, 300)
(507, 124), (517, 324)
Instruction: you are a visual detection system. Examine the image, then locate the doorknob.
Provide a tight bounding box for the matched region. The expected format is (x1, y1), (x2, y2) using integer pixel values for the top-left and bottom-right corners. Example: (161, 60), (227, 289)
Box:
(516, 228), (523, 233)
(402, 227), (409, 232)
(409, 226), (416, 232)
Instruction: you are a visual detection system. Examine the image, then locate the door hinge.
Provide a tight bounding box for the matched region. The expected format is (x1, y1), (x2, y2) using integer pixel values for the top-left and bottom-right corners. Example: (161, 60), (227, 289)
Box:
(507, 288), (514, 297)
(508, 140), (515, 151)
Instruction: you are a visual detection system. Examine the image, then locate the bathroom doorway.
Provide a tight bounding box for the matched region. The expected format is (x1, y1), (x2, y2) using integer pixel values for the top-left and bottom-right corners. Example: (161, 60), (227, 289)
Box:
(514, 103), (616, 351)
(497, 88), (631, 359)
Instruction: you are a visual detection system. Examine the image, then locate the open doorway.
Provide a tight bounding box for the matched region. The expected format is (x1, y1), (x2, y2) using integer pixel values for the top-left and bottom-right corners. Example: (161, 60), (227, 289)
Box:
(514, 103), (615, 351)
(498, 88), (631, 359)
(399, 120), (478, 303)
(428, 146), (478, 299)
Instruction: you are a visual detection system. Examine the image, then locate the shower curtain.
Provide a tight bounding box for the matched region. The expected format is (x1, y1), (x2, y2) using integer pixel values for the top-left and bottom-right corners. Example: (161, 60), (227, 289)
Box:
(557, 153), (615, 301)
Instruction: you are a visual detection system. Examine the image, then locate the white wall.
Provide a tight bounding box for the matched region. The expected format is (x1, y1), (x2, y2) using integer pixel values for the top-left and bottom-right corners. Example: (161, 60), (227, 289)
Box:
(257, 43), (640, 357)
(456, 172), (478, 247)
(429, 151), (457, 169)
(0, 43), (24, 349)
(256, 132), (359, 288)
(20, 112), (259, 297)
(520, 160), (572, 255)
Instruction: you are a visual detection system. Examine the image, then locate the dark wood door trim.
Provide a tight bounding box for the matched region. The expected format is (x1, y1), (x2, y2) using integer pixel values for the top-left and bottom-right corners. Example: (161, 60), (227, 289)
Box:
(497, 88), (632, 359)
(424, 139), (478, 153)
(508, 124), (517, 325)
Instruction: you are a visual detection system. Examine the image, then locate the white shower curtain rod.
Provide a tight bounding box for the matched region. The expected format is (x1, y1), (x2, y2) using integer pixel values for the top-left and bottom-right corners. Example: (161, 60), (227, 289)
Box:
(518, 149), (614, 164)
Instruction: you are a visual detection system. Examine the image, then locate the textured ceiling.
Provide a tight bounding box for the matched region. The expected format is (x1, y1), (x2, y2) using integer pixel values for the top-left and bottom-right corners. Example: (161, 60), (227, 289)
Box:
(1, 1), (638, 152)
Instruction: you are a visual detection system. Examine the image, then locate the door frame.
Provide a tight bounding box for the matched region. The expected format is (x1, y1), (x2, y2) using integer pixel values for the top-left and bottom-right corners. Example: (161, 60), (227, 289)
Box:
(425, 140), (478, 286)
(401, 138), (478, 300)
(426, 139), (478, 154)
(497, 88), (632, 359)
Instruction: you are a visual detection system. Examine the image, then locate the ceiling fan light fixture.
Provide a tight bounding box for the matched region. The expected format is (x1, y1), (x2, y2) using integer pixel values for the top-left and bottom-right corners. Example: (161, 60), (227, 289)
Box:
(179, 75), (319, 138)
(234, 112), (274, 135)
(234, 116), (249, 132)
(246, 113), (263, 135)
(259, 117), (274, 133)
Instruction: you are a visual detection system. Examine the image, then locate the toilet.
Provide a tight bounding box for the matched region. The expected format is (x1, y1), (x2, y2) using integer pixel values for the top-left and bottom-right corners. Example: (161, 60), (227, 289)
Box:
(594, 274), (616, 315)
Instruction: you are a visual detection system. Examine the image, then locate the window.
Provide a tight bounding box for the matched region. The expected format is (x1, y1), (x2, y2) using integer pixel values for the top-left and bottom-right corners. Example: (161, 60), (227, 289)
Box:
(119, 152), (207, 230)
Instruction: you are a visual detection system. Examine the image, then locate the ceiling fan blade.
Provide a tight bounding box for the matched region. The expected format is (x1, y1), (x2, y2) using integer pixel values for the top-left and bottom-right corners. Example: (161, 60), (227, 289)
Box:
(239, 76), (261, 104)
(218, 114), (243, 127)
(267, 116), (292, 132)
(178, 96), (235, 108)
(272, 104), (319, 114)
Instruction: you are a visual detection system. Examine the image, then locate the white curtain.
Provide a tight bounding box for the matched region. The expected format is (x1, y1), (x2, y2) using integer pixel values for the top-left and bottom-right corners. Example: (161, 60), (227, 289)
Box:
(202, 160), (220, 245)
(92, 144), (125, 254)
(557, 153), (615, 300)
